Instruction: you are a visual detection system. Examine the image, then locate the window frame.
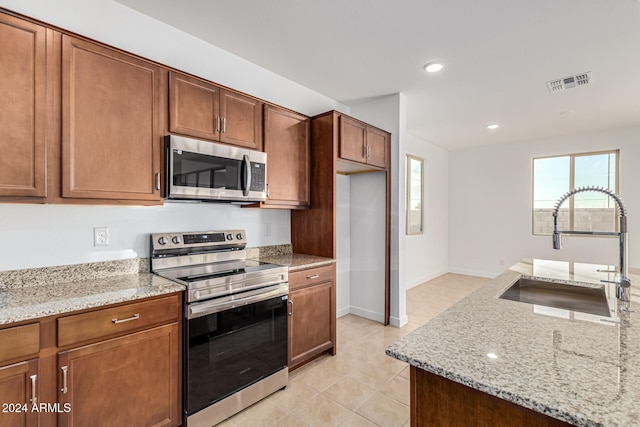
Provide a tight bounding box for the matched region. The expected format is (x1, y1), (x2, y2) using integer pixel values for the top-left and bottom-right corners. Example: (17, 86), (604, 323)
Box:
(531, 149), (620, 236)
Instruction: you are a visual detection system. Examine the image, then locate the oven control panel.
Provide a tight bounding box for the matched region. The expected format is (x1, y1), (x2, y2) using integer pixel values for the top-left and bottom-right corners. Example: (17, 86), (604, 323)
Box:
(151, 229), (246, 252)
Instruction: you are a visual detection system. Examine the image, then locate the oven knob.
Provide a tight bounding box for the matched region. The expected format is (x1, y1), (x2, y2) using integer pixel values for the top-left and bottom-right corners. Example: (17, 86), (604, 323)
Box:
(171, 236), (181, 244)
(226, 234), (233, 241)
(236, 233), (243, 240)
(158, 236), (168, 245)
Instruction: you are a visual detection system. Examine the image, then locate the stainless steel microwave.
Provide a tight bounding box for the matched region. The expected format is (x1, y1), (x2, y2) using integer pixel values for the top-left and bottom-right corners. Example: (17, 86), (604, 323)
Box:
(165, 135), (267, 203)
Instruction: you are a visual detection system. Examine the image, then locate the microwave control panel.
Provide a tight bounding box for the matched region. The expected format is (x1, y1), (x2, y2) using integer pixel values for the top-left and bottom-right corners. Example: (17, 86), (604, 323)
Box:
(250, 162), (266, 191)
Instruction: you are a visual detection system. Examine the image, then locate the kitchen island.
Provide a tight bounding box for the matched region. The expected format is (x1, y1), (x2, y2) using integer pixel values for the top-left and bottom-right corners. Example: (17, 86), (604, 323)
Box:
(386, 259), (640, 427)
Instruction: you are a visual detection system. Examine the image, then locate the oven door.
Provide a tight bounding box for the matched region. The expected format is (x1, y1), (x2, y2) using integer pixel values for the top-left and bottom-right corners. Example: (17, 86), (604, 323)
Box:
(166, 135), (266, 202)
(184, 292), (288, 416)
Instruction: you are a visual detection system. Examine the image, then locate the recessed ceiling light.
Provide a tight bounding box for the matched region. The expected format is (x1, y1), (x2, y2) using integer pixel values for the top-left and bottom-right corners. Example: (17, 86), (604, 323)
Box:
(487, 124), (499, 130)
(423, 62), (444, 73)
(487, 352), (499, 359)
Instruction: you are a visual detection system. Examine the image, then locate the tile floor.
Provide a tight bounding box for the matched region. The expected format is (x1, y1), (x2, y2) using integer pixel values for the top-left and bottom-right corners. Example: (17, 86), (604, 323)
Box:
(217, 273), (490, 427)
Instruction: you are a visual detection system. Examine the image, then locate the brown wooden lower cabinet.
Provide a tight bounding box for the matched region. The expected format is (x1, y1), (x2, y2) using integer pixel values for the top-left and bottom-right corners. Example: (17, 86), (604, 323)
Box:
(57, 323), (180, 427)
(288, 264), (336, 370)
(0, 359), (39, 427)
(411, 366), (571, 427)
(0, 292), (182, 427)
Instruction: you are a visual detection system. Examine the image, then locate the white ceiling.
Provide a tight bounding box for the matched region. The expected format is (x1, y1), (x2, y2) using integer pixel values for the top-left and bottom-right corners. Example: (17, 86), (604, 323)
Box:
(116, 0), (640, 150)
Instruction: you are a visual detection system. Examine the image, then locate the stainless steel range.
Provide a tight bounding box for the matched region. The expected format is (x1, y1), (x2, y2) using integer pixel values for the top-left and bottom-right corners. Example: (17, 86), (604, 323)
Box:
(150, 230), (288, 427)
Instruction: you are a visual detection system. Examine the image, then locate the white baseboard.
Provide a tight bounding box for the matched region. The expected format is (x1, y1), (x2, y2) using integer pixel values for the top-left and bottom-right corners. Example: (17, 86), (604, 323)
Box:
(349, 306), (385, 323)
(405, 269), (449, 289)
(336, 306), (351, 318)
(388, 315), (408, 328)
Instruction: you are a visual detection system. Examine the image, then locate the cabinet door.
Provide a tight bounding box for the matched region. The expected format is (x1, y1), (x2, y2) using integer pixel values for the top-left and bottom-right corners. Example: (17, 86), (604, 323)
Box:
(263, 105), (310, 208)
(365, 126), (388, 168)
(0, 359), (39, 427)
(289, 281), (333, 368)
(339, 115), (367, 164)
(61, 35), (164, 202)
(219, 89), (263, 150)
(169, 71), (220, 141)
(57, 323), (180, 427)
(0, 13), (47, 197)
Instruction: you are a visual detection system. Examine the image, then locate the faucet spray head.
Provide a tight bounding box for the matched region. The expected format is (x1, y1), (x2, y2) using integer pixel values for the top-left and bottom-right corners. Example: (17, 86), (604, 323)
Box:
(553, 232), (562, 250)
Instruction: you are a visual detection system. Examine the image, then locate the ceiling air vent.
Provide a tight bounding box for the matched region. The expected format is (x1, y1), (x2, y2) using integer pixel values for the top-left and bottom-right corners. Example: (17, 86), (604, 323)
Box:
(546, 72), (591, 93)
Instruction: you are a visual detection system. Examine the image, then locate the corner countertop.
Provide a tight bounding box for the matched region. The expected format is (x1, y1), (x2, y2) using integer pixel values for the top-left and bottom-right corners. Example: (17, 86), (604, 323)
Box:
(386, 259), (640, 427)
(255, 253), (336, 271)
(245, 244), (335, 271)
(0, 260), (185, 326)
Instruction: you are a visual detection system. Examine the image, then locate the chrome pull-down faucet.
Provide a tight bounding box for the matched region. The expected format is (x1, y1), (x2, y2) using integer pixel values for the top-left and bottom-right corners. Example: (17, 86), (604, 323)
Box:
(552, 186), (630, 303)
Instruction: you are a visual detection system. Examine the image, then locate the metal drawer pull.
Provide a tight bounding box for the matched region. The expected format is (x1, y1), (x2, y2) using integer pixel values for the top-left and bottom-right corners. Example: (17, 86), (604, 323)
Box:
(111, 313), (140, 324)
(306, 274), (320, 279)
(60, 366), (68, 394)
(30, 374), (37, 404)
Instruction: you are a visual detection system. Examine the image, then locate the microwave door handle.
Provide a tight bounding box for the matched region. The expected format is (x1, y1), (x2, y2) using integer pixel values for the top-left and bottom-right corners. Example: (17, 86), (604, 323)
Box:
(242, 154), (251, 197)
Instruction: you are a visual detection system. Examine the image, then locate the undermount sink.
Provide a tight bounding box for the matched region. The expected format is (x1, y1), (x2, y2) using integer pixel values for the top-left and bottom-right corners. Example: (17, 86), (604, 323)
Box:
(499, 277), (611, 317)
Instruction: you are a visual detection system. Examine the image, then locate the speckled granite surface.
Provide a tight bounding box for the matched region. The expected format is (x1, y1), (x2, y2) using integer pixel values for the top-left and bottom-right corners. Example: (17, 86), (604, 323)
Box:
(247, 244), (335, 271)
(0, 258), (149, 290)
(386, 259), (640, 427)
(0, 258), (184, 325)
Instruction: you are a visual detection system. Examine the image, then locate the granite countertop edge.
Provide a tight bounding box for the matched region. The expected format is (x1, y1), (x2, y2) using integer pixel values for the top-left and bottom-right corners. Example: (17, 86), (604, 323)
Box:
(386, 259), (640, 427)
(0, 264), (185, 326)
(385, 349), (595, 427)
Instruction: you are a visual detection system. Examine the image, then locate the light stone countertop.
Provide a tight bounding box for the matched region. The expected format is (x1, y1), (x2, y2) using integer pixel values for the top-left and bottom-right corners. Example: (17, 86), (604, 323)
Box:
(386, 259), (640, 427)
(0, 259), (185, 325)
(246, 244), (335, 271)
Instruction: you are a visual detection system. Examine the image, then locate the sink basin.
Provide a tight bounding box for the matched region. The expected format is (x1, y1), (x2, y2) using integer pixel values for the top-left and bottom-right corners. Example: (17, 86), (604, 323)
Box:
(499, 277), (611, 317)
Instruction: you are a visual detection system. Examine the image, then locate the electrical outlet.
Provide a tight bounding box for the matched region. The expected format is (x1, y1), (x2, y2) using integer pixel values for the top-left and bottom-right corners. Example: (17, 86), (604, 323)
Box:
(94, 227), (110, 247)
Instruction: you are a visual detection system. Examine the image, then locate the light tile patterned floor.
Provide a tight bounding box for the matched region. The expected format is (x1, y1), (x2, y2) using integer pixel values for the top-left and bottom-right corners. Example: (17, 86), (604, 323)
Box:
(216, 273), (489, 427)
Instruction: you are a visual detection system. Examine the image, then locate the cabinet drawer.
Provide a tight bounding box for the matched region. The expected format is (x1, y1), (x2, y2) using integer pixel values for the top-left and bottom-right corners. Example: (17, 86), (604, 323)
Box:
(57, 294), (180, 347)
(0, 323), (39, 364)
(289, 264), (335, 291)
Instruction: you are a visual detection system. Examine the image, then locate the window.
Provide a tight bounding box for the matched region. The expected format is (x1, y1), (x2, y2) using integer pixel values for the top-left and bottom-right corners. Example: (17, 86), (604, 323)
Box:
(532, 150), (619, 235)
(406, 155), (424, 235)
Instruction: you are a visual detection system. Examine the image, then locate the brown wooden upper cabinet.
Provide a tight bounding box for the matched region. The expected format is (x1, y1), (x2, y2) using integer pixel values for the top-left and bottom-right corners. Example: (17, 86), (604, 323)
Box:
(61, 35), (165, 202)
(261, 105), (310, 209)
(339, 115), (388, 169)
(169, 72), (263, 150)
(0, 12), (47, 198)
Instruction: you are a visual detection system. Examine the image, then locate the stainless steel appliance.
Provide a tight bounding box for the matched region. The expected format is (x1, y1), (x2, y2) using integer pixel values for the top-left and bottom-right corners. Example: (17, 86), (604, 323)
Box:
(150, 230), (288, 427)
(165, 135), (267, 203)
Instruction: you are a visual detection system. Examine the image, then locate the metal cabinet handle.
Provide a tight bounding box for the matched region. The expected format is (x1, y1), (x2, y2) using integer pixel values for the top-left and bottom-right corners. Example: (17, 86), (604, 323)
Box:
(111, 313), (140, 324)
(60, 366), (68, 395)
(288, 300), (293, 316)
(216, 116), (221, 132)
(306, 274), (320, 280)
(155, 172), (161, 191)
(367, 145), (371, 158)
(222, 117), (227, 133)
(30, 374), (37, 404)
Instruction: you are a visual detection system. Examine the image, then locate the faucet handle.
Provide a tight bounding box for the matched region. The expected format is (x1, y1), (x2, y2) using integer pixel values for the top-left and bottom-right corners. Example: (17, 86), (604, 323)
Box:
(596, 269), (617, 273)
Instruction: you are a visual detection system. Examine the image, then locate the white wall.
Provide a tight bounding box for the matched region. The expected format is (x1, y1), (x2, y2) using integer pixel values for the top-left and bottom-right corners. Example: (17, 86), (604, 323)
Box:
(405, 133), (450, 288)
(0, 202), (290, 271)
(336, 174), (351, 317)
(449, 126), (640, 278)
(349, 172), (386, 322)
(0, 0), (348, 272)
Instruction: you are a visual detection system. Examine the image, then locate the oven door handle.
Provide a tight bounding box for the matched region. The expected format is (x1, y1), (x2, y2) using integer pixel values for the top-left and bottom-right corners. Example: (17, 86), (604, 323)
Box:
(187, 283), (289, 319)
